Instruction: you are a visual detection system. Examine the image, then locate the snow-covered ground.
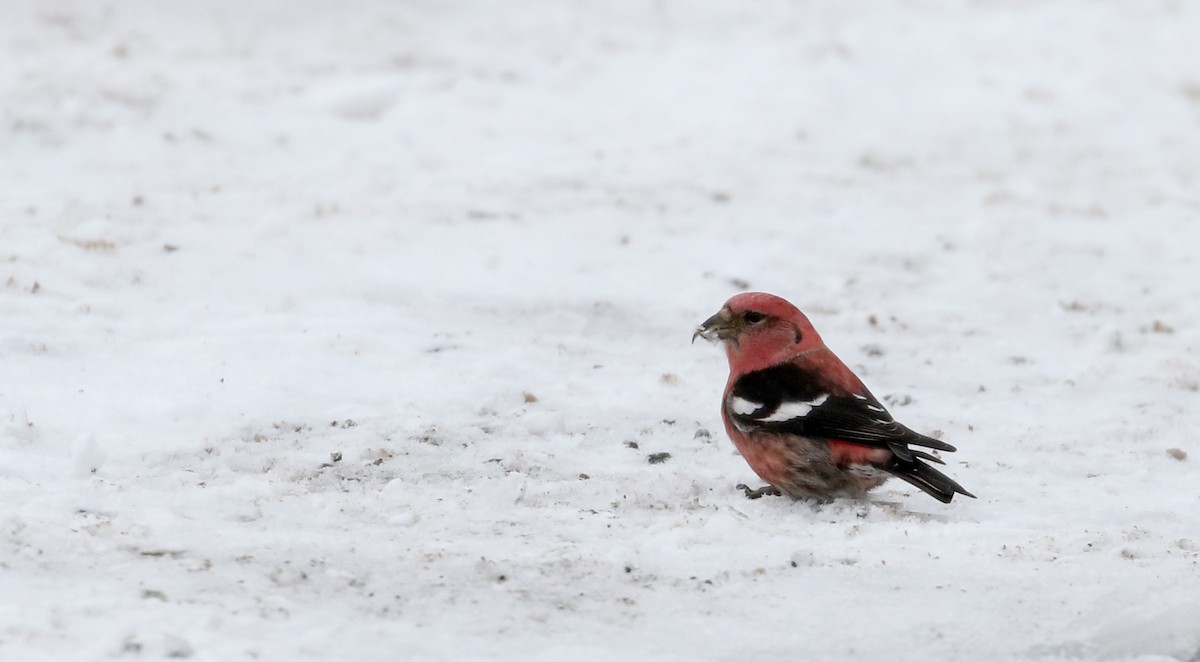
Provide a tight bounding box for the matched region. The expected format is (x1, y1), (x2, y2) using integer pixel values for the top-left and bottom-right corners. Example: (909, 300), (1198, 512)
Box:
(3, 1), (1200, 659)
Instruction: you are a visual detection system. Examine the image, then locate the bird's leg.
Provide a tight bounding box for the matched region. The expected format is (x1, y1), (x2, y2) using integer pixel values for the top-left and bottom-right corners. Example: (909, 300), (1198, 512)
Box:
(736, 483), (782, 499)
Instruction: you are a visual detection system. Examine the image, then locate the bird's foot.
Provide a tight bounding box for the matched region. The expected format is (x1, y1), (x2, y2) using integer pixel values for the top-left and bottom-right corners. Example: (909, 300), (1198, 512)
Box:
(736, 483), (782, 500)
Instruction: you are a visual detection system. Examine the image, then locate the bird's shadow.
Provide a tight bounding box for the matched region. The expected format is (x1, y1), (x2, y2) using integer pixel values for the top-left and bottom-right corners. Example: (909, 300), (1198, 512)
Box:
(857, 498), (958, 523)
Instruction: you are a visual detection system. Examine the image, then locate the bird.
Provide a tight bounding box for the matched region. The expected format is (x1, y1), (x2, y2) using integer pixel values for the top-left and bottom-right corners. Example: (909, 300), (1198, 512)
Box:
(694, 292), (974, 504)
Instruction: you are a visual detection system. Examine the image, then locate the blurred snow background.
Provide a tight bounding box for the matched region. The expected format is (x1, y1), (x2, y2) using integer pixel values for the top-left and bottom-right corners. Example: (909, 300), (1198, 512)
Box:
(2, 1), (1199, 660)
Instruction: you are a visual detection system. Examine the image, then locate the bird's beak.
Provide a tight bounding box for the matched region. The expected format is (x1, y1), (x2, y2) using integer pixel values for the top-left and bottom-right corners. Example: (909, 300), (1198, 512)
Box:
(693, 308), (735, 344)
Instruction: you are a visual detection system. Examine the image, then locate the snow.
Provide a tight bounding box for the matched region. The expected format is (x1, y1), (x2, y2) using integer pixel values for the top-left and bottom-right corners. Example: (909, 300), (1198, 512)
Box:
(2, 1), (1199, 660)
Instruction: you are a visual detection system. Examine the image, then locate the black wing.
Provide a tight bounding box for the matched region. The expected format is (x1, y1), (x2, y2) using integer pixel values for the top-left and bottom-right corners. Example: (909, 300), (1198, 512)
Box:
(727, 363), (956, 460)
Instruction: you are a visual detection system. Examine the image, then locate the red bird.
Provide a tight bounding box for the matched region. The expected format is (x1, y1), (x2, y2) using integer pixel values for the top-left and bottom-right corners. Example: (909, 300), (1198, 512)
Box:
(694, 292), (973, 503)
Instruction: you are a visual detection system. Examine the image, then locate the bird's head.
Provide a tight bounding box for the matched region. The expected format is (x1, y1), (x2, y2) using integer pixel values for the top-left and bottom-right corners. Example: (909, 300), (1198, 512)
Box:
(693, 292), (824, 366)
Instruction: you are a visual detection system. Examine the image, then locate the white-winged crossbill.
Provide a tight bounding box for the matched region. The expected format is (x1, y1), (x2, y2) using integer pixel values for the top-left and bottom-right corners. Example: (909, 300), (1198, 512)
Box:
(695, 292), (973, 503)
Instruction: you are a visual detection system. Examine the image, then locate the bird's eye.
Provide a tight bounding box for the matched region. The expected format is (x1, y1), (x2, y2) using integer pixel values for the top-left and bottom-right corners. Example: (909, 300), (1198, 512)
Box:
(743, 311), (767, 324)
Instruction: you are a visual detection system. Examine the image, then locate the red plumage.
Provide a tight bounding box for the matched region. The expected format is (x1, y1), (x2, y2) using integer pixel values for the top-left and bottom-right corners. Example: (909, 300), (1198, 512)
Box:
(695, 292), (973, 504)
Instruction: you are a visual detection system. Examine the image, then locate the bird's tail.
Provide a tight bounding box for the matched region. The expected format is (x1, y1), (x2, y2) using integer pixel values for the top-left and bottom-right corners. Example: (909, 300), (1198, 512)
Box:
(885, 457), (975, 504)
